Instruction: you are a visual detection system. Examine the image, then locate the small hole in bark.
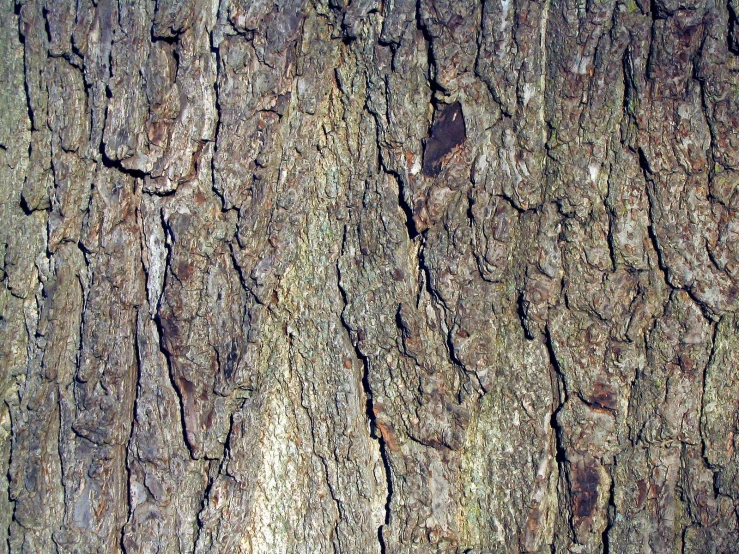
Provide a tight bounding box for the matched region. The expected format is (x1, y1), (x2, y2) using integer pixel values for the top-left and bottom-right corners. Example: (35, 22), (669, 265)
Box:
(422, 102), (466, 177)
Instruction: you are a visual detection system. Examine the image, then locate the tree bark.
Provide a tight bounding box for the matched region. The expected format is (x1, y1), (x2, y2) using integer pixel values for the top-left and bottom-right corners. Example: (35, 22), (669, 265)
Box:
(1, 0), (739, 552)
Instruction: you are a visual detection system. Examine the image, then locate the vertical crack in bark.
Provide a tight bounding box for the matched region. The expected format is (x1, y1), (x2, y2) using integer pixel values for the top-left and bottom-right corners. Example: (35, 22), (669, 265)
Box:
(154, 213), (196, 459)
(386, 167), (418, 241)
(646, 0), (661, 80)
(698, 319), (720, 487)
(605, 160), (619, 272)
(642, 149), (715, 320)
(517, 290), (535, 340)
(153, 313), (196, 457)
(336, 262), (391, 554)
(416, 241), (447, 310)
(727, 0), (739, 54)
(414, 0), (440, 93)
(74, 239), (90, 386)
(622, 45), (639, 145)
(601, 472), (615, 554)
(443, 315), (485, 398)
(210, 34), (226, 211)
(545, 324), (575, 543)
(292, 340), (344, 552)
(473, 0), (510, 117)
(121, 311), (144, 554)
(193, 459), (220, 551)
(694, 35), (715, 164)
(540, 0), (550, 139)
(194, 414), (235, 553)
(228, 242), (253, 299)
(545, 326), (568, 462)
(639, 147), (673, 294)
(6, 405), (19, 550)
(414, 243), (482, 397)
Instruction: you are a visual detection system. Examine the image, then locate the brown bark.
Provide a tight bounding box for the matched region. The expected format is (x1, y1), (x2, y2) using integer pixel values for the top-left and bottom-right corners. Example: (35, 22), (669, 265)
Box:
(1, 0), (738, 552)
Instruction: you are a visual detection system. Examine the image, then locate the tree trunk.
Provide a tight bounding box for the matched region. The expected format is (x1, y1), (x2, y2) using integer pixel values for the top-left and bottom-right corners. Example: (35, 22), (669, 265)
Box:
(1, 0), (738, 552)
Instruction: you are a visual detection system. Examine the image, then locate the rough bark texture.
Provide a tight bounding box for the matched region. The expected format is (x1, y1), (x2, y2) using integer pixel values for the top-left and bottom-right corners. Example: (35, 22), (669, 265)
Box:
(1, 0), (739, 552)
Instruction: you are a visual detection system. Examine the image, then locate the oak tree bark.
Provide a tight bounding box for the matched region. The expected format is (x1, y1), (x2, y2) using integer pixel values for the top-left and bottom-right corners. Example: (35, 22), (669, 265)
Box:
(1, 0), (739, 552)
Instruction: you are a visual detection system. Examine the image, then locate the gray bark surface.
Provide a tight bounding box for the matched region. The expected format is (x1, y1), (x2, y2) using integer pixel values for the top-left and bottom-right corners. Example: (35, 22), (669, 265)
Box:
(1, 0), (739, 552)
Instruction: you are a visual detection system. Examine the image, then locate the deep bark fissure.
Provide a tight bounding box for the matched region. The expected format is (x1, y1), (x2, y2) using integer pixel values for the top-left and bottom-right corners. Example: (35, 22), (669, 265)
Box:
(120, 314), (144, 554)
(699, 320), (719, 480)
(545, 327), (568, 464)
(601, 472), (615, 553)
(728, 0), (739, 54)
(391, 169), (419, 240)
(152, 311), (195, 462)
(415, 0), (441, 94)
(336, 265), (391, 554)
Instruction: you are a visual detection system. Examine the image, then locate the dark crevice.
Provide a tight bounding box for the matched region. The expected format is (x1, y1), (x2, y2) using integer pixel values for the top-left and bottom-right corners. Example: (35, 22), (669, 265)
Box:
(417, 244), (447, 310)
(21, 54), (35, 132)
(601, 470), (615, 553)
(121, 314), (145, 553)
(98, 141), (148, 180)
(638, 146), (673, 295)
(73, 242), (90, 394)
(637, 108), (717, 321)
(545, 326), (568, 464)
(392, 170), (419, 240)
(575, 389), (616, 414)
(517, 290), (535, 340)
(394, 303), (422, 371)
(645, 220), (669, 279)
(41, 7), (51, 44)
(141, 187), (177, 198)
(364, 95), (418, 241)
(497, 193), (526, 214)
(728, 0), (739, 54)
(650, 0), (673, 21)
(444, 323), (486, 399)
(193, 460), (221, 548)
(621, 45), (639, 148)
(19, 195), (34, 216)
(684, 286), (715, 322)
(150, 30), (180, 45)
(152, 313), (196, 458)
(6, 381), (19, 554)
(549, 405), (568, 465)
(466, 192), (475, 225)
(443, 326), (465, 373)
(547, 332), (576, 546)
(228, 242), (256, 300)
(210, 38), (229, 213)
(336, 265), (391, 554)
(699, 320), (720, 482)
(605, 199), (618, 272)
(300, 375), (344, 550)
(637, 147), (652, 175)
(694, 23), (717, 193)
(394, 304), (408, 338)
(414, 0), (445, 95)
(153, 213), (197, 459)
(376, 437), (393, 554)
(645, 2), (659, 81)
